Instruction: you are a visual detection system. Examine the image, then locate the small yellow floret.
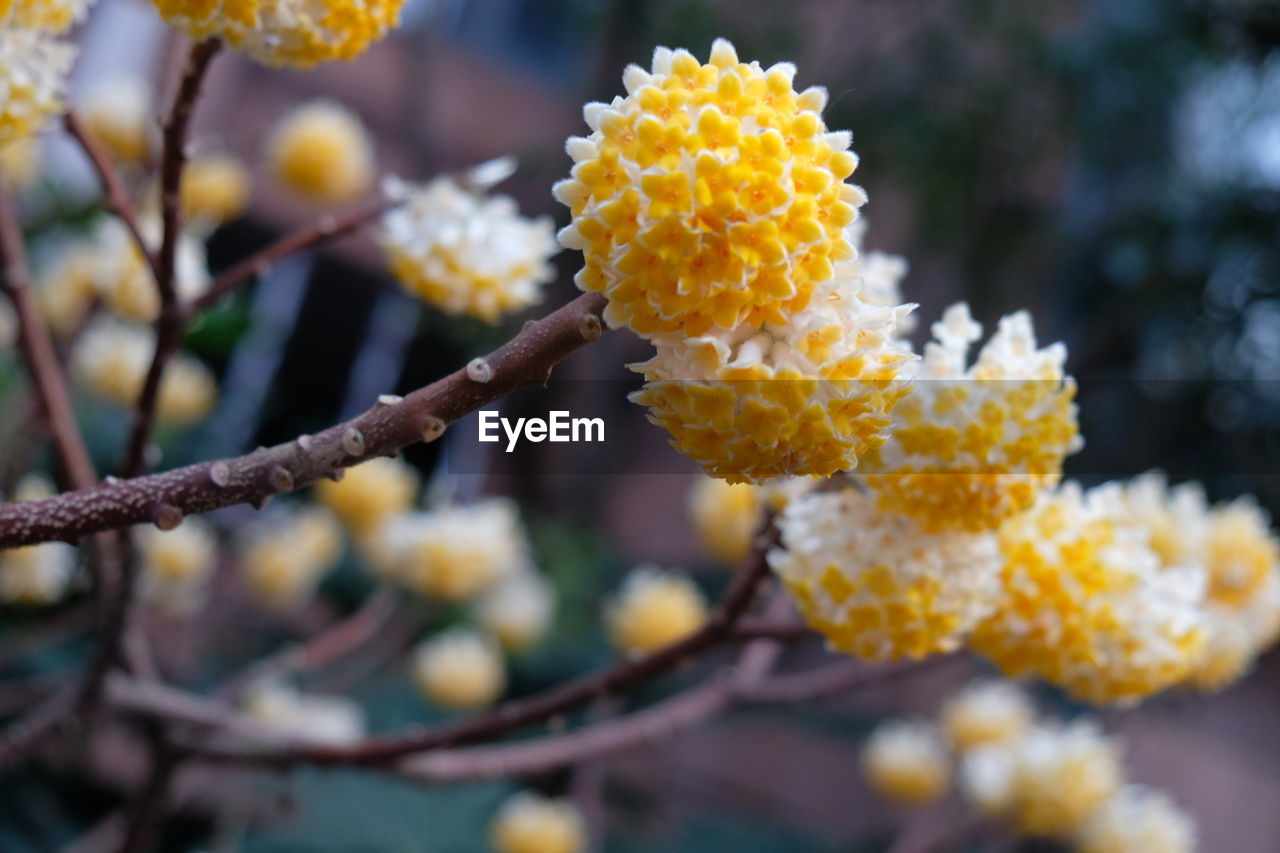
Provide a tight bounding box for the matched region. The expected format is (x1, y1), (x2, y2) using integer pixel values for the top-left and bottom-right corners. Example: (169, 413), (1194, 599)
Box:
(490, 792), (587, 853)
(474, 568), (556, 652)
(239, 506), (341, 608)
(266, 101), (373, 203)
(687, 476), (762, 565)
(1078, 786), (1197, 853)
(606, 566), (707, 656)
(413, 629), (506, 710)
(862, 720), (951, 806)
(313, 456), (417, 538)
(78, 76), (153, 165)
(181, 153), (251, 226)
(940, 680), (1034, 751)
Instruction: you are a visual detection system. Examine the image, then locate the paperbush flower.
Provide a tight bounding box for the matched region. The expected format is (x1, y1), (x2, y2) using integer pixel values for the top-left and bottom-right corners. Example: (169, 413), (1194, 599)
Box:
(0, 542), (76, 604)
(238, 506), (341, 608)
(372, 498), (523, 601)
(473, 567), (556, 652)
(0, 29), (76, 143)
(961, 721), (1124, 839)
(36, 242), (98, 337)
(266, 100), (373, 202)
(490, 792), (587, 853)
(137, 517), (217, 615)
(241, 680), (365, 745)
(380, 175), (558, 323)
(0, 137), (39, 190)
(412, 628), (506, 710)
(770, 488), (1000, 661)
(313, 456), (417, 538)
(180, 153), (251, 226)
(862, 720), (951, 805)
(555, 38), (865, 337)
(631, 274), (913, 483)
(92, 217), (210, 322)
(969, 482), (1207, 705)
(0, 0), (93, 32)
(149, 0), (406, 68)
(861, 303), (1080, 534)
(841, 220), (913, 329)
(78, 76), (154, 165)
(1078, 786), (1197, 853)
(606, 566), (707, 656)
(69, 318), (218, 424)
(940, 680), (1035, 751)
(687, 476), (762, 565)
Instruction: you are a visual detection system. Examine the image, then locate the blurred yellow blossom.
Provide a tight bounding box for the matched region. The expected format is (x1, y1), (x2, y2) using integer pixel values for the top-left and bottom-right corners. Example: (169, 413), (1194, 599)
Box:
(137, 518), (218, 615)
(78, 76), (154, 166)
(473, 566), (556, 652)
(313, 456), (417, 538)
(862, 719), (951, 806)
(687, 476), (762, 565)
(490, 792), (587, 853)
(606, 566), (707, 656)
(1078, 786), (1197, 853)
(181, 152), (251, 227)
(266, 100), (373, 202)
(238, 506), (341, 608)
(0, 137), (39, 190)
(241, 679), (365, 745)
(0, 29), (76, 144)
(940, 680), (1035, 751)
(412, 628), (506, 710)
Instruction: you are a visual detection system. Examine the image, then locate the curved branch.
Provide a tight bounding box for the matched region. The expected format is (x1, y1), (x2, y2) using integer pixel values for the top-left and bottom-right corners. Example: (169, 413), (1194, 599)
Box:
(0, 293), (607, 549)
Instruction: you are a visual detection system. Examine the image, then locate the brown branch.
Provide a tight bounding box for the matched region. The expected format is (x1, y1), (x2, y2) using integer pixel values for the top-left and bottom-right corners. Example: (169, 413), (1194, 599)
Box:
(728, 619), (815, 644)
(121, 38), (220, 479)
(63, 111), (159, 281)
(189, 196), (393, 316)
(0, 292), (608, 549)
(0, 187), (99, 494)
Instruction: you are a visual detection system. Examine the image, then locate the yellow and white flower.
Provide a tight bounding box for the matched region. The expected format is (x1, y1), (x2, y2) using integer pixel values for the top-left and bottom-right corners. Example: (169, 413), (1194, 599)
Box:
(940, 679), (1035, 751)
(266, 100), (373, 202)
(606, 566), (707, 656)
(241, 679), (365, 745)
(0, 28), (76, 144)
(238, 506), (341, 608)
(473, 566), (556, 652)
(412, 628), (506, 710)
(1078, 786), (1197, 853)
(78, 76), (154, 166)
(862, 719), (951, 805)
(490, 792), (587, 853)
(313, 456), (417, 539)
(137, 517), (218, 615)
(770, 488), (1000, 661)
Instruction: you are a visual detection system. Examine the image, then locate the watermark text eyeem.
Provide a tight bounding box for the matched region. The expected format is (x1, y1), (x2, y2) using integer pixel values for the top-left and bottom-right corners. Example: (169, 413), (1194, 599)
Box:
(478, 411), (605, 452)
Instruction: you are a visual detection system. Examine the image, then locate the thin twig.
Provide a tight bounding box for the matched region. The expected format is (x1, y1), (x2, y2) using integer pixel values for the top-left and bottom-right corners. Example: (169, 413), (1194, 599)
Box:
(189, 196), (393, 316)
(63, 111), (159, 281)
(0, 292), (609, 549)
(121, 38), (221, 478)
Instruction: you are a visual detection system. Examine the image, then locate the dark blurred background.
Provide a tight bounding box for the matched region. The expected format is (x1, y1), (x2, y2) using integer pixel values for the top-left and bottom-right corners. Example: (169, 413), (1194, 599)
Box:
(4, 0), (1280, 850)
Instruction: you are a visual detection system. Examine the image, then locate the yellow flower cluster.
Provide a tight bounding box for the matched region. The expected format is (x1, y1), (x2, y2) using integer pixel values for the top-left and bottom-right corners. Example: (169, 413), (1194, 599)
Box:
(0, 28), (76, 144)
(1, 0), (93, 31)
(240, 679), (365, 745)
(1113, 473), (1280, 691)
(238, 506), (341, 608)
(90, 217), (211, 322)
(770, 488), (1000, 661)
(562, 41), (915, 482)
(940, 679), (1035, 751)
(137, 517), (218, 615)
(606, 566), (707, 656)
(970, 482), (1208, 705)
(687, 476), (762, 565)
(149, 0), (407, 68)
(473, 567), (557, 652)
(266, 101), (373, 203)
(69, 318), (218, 424)
(181, 153), (251, 227)
(0, 136), (39, 190)
(78, 76), (154, 165)
(490, 792), (587, 853)
(412, 628), (506, 710)
(313, 456), (417, 539)
(861, 303), (1081, 534)
(371, 498), (525, 601)
(555, 39), (865, 336)
(379, 175), (558, 323)
(1078, 786), (1197, 853)
(861, 719), (951, 806)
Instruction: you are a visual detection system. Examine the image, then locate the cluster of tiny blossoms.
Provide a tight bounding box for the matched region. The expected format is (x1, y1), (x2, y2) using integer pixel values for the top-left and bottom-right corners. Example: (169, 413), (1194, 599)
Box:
(557, 39), (916, 482)
(266, 101), (373, 203)
(148, 0), (407, 68)
(863, 681), (1196, 853)
(0, 477), (76, 606)
(0, 1), (87, 143)
(236, 505), (342, 609)
(605, 565), (708, 656)
(379, 167), (559, 324)
(489, 792), (587, 853)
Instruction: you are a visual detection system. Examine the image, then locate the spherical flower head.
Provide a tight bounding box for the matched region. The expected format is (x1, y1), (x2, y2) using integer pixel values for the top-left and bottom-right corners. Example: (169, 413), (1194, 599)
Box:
(0, 542), (76, 605)
(238, 506), (340, 608)
(1, 0), (94, 32)
(137, 517), (217, 615)
(1203, 496), (1280, 610)
(688, 476), (762, 565)
(241, 679), (365, 745)
(313, 456), (417, 538)
(990, 721), (1124, 839)
(969, 482), (1208, 705)
(770, 488), (1000, 661)
(1, 137), (40, 191)
(181, 153), (251, 227)
(0, 29), (76, 144)
(69, 318), (217, 424)
(606, 565), (708, 656)
(92, 216), (210, 323)
(78, 76), (154, 165)
(862, 719), (951, 806)
(555, 38), (866, 337)
(379, 175), (558, 324)
(37, 242), (99, 337)
(473, 567), (556, 652)
(490, 792), (587, 853)
(412, 628), (506, 710)
(940, 680), (1035, 751)
(861, 303), (1081, 534)
(374, 498), (523, 601)
(631, 274), (914, 483)
(1078, 786), (1197, 853)
(151, 0), (406, 68)
(266, 100), (374, 202)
